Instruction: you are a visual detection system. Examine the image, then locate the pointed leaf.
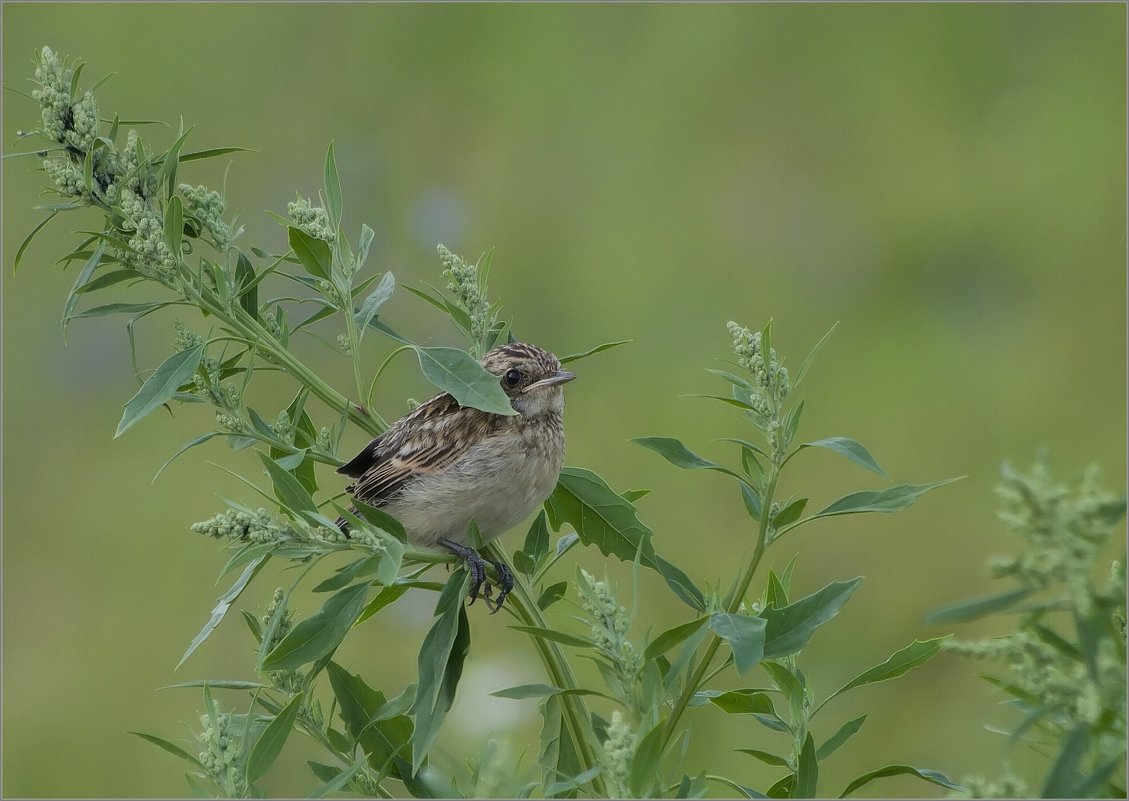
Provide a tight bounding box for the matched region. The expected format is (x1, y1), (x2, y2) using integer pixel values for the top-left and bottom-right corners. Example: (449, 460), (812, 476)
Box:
(736, 749), (789, 767)
(798, 437), (888, 479)
(178, 555), (268, 669)
(645, 616), (709, 661)
(165, 195), (183, 257)
(707, 689), (775, 715)
(14, 211), (58, 272)
(839, 765), (962, 797)
(558, 339), (632, 365)
(128, 731), (205, 769)
(288, 226), (332, 280)
(246, 691), (304, 783)
(812, 479), (962, 519)
(178, 146), (252, 163)
(824, 638), (947, 706)
(324, 142), (342, 227)
(817, 715), (866, 760)
(263, 581), (371, 671)
(509, 626), (594, 648)
(795, 733), (818, 798)
(923, 587), (1036, 625)
(62, 240), (106, 330)
(152, 432), (219, 483)
(258, 452), (318, 516)
(763, 579), (861, 659)
(116, 344), (204, 438)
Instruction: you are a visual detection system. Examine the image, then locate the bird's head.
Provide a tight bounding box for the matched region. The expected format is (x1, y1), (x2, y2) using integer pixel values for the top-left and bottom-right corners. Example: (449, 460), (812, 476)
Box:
(481, 342), (575, 417)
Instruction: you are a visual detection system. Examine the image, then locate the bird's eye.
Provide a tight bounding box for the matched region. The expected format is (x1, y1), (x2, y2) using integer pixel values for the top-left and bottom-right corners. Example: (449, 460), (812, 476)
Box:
(504, 368), (522, 387)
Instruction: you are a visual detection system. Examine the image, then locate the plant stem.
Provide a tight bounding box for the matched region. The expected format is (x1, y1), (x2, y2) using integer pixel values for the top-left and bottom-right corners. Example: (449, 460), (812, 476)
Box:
(485, 542), (608, 798)
(657, 470), (780, 753)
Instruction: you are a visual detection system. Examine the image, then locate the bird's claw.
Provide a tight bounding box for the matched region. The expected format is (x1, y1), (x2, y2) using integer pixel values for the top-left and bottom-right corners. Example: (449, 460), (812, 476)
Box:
(437, 538), (512, 612)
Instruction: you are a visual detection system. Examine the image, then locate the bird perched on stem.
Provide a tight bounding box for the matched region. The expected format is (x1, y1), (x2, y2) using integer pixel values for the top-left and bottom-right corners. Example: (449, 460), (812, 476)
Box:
(337, 342), (575, 611)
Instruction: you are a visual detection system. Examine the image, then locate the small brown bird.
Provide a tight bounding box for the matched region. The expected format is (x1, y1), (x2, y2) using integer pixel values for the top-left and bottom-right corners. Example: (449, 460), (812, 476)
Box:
(337, 342), (575, 610)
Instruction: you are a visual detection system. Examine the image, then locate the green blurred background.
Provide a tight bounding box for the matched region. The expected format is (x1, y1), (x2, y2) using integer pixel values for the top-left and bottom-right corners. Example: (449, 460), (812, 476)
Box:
(3, 3), (1125, 797)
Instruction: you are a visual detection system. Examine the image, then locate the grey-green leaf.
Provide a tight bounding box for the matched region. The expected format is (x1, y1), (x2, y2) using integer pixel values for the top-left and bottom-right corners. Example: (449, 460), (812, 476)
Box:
(794, 733), (818, 798)
(645, 616), (709, 661)
(817, 715), (866, 760)
(323, 142), (342, 228)
(258, 452), (318, 516)
(509, 626), (594, 649)
(115, 344), (204, 438)
(246, 691), (304, 783)
(708, 613), (766, 674)
(355, 271), (395, 338)
(62, 240), (106, 332)
(263, 582), (371, 671)
(824, 638), (947, 706)
(288, 226), (332, 280)
(763, 578), (861, 659)
(415, 346), (517, 416)
(178, 555), (268, 669)
(839, 765), (963, 797)
(558, 339), (632, 365)
(707, 689), (775, 715)
(128, 731), (205, 769)
(799, 437), (888, 478)
(923, 587), (1036, 625)
(813, 478), (963, 519)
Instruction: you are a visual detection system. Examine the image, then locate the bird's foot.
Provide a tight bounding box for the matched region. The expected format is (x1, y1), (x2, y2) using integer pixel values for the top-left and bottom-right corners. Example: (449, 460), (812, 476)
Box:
(437, 539), (513, 613)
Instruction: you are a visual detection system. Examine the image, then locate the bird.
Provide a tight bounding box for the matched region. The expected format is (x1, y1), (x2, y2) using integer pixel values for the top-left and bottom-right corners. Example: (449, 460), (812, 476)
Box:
(336, 341), (575, 611)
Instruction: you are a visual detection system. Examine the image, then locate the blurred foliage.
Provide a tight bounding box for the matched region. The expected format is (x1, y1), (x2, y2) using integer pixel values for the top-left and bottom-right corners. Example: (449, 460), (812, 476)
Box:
(2, 3), (1125, 797)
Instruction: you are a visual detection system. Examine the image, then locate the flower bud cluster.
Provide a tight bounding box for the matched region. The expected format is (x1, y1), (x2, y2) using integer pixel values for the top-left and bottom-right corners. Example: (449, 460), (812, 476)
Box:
(315, 426), (334, 455)
(288, 196), (335, 242)
(179, 183), (234, 248)
(43, 157), (85, 196)
(191, 508), (282, 544)
(119, 185), (177, 273)
(438, 244), (494, 356)
(31, 47), (73, 145)
(197, 709), (247, 796)
(601, 710), (635, 799)
(727, 321), (790, 409)
(578, 569), (643, 709)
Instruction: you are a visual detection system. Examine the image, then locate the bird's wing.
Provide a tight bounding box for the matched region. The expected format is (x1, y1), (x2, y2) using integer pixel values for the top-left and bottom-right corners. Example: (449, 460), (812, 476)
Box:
(337, 393), (498, 507)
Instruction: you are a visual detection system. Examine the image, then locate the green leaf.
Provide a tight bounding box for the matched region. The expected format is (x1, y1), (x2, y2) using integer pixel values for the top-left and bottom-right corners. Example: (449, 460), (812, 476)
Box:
(545, 766), (602, 797)
(152, 432), (219, 483)
(161, 680), (267, 691)
(812, 478), (963, 519)
(772, 498), (808, 529)
(411, 571), (471, 773)
(74, 269), (137, 294)
(234, 251), (258, 320)
(263, 581), (371, 671)
(763, 579), (862, 659)
(707, 689), (775, 715)
(246, 691), (304, 783)
(521, 511), (551, 564)
(415, 346), (518, 416)
(178, 146), (252, 163)
(357, 224), (375, 270)
(159, 128), (192, 194)
(115, 344), (204, 438)
(127, 731), (205, 769)
(798, 437), (888, 479)
(923, 587), (1036, 625)
(558, 339), (632, 365)
(655, 555), (706, 612)
(355, 271), (395, 339)
(736, 749), (789, 767)
(62, 240), (106, 331)
(313, 555), (385, 593)
(258, 452), (318, 516)
(539, 694), (584, 798)
(288, 226), (332, 280)
(68, 301), (170, 319)
(817, 715), (866, 760)
(491, 684), (605, 700)
(545, 466), (655, 565)
(629, 721), (667, 797)
(178, 555), (268, 669)
(795, 323), (838, 388)
(794, 733), (818, 798)
(14, 211), (58, 272)
(309, 751), (366, 799)
(621, 488), (652, 503)
(324, 142), (342, 228)
(165, 195), (183, 257)
(824, 638), (947, 706)
(327, 662), (415, 781)
(708, 613), (766, 674)
(839, 765), (963, 797)
(645, 616), (709, 661)
(509, 626), (593, 649)
(740, 481), (763, 522)
(536, 583), (567, 613)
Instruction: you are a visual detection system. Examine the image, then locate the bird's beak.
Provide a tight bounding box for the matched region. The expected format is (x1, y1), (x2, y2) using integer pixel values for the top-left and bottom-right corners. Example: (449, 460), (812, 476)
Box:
(522, 370), (576, 392)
